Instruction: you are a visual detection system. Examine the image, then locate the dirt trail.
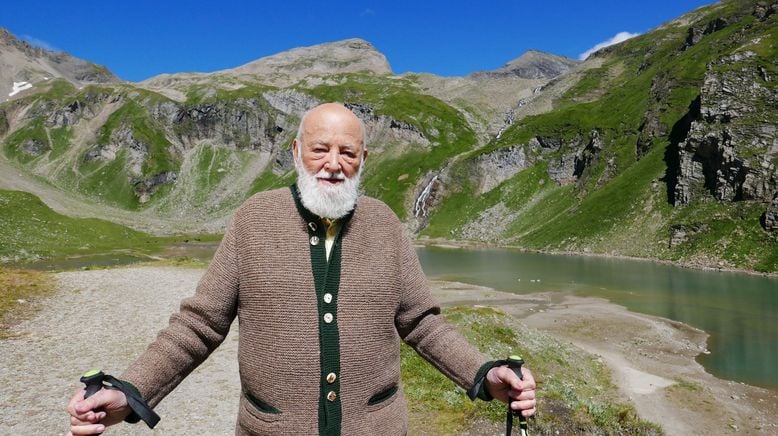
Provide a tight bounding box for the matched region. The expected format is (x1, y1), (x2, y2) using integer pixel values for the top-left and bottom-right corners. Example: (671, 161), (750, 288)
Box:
(2, 267), (776, 435)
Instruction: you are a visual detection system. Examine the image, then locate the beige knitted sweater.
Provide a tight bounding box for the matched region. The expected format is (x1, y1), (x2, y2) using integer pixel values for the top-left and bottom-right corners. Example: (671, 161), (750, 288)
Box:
(121, 187), (489, 435)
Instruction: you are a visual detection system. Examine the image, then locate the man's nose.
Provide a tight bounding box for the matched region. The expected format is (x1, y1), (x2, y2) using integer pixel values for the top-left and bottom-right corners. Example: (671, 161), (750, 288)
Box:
(324, 150), (341, 172)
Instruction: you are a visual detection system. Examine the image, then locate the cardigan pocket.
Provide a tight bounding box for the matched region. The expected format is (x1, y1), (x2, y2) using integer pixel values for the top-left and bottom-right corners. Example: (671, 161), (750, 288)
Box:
(367, 384), (398, 407)
(243, 391), (282, 421)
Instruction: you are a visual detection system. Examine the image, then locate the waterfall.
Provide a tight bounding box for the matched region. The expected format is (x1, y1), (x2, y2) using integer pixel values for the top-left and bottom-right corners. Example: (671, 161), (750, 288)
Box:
(496, 109), (516, 139)
(414, 175), (438, 218)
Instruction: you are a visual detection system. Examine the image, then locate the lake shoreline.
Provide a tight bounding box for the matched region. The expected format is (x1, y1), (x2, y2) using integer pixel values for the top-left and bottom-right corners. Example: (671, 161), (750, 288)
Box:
(430, 280), (778, 435)
(416, 237), (778, 278)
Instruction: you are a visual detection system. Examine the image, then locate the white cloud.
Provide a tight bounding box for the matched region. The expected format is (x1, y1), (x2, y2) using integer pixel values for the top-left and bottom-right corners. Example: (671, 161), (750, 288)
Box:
(578, 31), (640, 60)
(20, 35), (59, 52)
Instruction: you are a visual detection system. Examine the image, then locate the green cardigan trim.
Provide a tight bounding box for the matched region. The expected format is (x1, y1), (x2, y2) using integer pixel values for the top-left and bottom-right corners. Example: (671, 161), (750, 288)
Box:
(290, 184), (355, 436)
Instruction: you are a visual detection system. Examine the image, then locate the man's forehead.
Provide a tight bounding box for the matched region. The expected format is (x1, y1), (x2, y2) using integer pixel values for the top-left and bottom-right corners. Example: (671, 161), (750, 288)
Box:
(305, 138), (361, 149)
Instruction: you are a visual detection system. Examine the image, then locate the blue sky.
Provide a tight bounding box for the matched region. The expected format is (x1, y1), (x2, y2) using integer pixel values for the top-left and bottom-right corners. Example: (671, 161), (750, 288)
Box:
(2, 0), (714, 82)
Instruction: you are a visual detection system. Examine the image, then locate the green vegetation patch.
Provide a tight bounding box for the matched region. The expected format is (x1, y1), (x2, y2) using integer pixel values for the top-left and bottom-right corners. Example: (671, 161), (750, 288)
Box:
(77, 100), (177, 209)
(2, 118), (49, 164)
(401, 306), (660, 434)
(0, 267), (55, 338)
(0, 190), (163, 262)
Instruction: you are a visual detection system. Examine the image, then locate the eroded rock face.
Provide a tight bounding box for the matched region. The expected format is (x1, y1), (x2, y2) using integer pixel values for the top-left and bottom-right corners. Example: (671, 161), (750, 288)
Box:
(172, 99), (283, 151)
(753, 2), (778, 21)
(762, 192), (778, 232)
(673, 51), (777, 205)
(476, 145), (528, 193)
(548, 153), (578, 186)
(85, 125), (149, 177)
(262, 90), (320, 117)
(683, 17), (728, 50)
(637, 74), (673, 158)
(343, 103), (429, 152)
(134, 171), (177, 203)
(669, 223), (710, 247)
(20, 138), (48, 156)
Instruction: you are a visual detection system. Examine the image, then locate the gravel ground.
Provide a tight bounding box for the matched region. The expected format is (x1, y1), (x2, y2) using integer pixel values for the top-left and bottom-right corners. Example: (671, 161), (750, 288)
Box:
(0, 266), (240, 435)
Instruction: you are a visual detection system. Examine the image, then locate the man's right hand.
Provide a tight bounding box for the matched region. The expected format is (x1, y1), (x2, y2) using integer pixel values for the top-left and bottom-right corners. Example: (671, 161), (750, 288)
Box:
(66, 388), (131, 435)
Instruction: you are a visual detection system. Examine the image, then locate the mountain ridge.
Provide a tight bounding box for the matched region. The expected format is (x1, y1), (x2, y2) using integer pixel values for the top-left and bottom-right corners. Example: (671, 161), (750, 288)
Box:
(0, 28), (120, 101)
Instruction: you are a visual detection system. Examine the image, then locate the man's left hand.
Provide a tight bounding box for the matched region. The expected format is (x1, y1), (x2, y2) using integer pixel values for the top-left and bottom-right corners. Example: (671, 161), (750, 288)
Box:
(485, 366), (536, 417)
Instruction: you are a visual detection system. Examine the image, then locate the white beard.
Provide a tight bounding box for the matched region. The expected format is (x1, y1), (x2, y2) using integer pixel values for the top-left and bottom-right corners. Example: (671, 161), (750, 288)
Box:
(295, 155), (362, 220)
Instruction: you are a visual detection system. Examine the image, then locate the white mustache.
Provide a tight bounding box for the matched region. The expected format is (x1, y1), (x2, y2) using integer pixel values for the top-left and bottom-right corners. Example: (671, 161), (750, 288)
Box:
(315, 170), (346, 180)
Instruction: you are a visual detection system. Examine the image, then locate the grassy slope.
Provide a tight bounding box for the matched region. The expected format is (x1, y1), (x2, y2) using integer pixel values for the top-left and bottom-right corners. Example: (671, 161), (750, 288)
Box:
(403, 306), (660, 434)
(0, 190), (163, 261)
(423, 0), (778, 272)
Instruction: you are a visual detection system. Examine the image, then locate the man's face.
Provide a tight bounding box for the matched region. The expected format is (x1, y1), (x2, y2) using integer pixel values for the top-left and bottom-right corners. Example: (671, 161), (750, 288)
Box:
(293, 105), (366, 183)
(292, 103), (368, 219)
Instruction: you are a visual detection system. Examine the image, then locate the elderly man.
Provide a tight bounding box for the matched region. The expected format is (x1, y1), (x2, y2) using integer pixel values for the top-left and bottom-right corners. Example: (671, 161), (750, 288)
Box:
(66, 102), (536, 435)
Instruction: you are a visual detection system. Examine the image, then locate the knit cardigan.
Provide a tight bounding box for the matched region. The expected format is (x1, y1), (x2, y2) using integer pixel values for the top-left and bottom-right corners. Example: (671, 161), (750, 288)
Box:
(120, 187), (490, 435)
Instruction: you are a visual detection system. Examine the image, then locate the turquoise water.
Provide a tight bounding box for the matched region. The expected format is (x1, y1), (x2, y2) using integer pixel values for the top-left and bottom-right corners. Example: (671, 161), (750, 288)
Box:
(417, 246), (778, 389)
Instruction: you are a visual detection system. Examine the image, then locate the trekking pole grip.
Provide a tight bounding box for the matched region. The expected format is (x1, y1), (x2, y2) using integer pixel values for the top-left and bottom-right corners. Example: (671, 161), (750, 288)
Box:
(506, 355), (529, 436)
(80, 369), (105, 399)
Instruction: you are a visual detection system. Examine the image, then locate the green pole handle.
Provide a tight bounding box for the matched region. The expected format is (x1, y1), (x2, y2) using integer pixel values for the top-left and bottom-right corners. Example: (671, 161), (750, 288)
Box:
(80, 369), (105, 399)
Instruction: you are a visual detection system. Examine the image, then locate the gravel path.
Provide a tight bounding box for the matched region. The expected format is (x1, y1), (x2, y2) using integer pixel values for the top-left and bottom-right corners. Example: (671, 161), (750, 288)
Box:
(0, 266), (240, 435)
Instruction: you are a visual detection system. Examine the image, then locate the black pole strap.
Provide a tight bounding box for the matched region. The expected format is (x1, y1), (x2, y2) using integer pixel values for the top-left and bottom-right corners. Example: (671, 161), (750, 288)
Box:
(80, 370), (160, 429)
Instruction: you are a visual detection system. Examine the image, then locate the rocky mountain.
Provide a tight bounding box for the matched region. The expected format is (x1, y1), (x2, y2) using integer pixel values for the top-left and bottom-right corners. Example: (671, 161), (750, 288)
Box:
(139, 38), (392, 96)
(232, 38), (392, 80)
(0, 28), (120, 102)
(1, 0), (776, 272)
(471, 50), (580, 80)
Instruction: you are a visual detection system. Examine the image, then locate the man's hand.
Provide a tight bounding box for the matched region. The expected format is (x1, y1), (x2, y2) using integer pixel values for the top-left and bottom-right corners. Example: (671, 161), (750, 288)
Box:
(485, 366), (537, 417)
(66, 388), (131, 435)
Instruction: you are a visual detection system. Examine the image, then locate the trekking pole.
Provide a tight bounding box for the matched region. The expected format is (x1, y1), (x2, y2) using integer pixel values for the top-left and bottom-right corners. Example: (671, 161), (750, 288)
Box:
(505, 355), (529, 436)
(80, 369), (106, 399)
(77, 369), (161, 428)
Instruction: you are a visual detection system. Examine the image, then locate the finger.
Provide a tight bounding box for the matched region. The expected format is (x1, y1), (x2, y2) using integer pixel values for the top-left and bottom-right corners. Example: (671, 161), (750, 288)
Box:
(70, 423), (105, 435)
(511, 399), (536, 413)
(74, 388), (112, 414)
(510, 388), (536, 401)
(511, 378), (536, 392)
(495, 366), (522, 385)
(66, 388), (87, 416)
(520, 368), (536, 389)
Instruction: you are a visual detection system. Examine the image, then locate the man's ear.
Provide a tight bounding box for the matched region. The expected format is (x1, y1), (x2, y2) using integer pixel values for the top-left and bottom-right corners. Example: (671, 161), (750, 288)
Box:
(292, 139), (299, 160)
(362, 148), (368, 163)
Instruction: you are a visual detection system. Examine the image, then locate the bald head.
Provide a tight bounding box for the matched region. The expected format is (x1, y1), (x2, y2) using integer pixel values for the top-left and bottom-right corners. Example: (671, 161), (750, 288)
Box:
(296, 103), (367, 151)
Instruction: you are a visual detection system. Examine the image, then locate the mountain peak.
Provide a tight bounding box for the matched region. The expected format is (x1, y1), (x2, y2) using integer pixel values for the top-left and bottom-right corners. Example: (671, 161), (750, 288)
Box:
(0, 27), (120, 100)
(487, 50), (580, 79)
(231, 38), (392, 78)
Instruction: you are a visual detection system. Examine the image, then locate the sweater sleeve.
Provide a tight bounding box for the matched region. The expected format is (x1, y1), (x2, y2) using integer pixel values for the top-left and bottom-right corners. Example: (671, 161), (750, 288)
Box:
(119, 216), (241, 408)
(393, 229), (490, 392)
